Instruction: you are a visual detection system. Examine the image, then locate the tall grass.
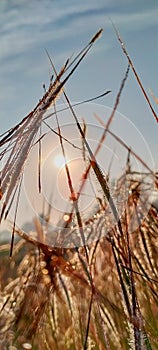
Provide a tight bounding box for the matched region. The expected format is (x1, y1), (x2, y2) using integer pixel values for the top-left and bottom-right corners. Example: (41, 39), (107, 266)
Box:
(0, 28), (158, 350)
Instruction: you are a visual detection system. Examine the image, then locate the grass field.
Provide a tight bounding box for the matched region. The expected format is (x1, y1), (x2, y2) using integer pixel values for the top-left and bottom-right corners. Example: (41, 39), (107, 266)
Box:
(0, 28), (158, 350)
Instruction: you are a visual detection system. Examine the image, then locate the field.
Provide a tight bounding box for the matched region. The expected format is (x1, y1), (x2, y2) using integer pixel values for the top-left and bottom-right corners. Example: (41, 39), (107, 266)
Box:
(0, 28), (158, 350)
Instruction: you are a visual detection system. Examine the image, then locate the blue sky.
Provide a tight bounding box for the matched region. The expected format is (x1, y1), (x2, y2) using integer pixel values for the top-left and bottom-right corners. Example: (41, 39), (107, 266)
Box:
(0, 1), (158, 236)
(0, 2), (157, 128)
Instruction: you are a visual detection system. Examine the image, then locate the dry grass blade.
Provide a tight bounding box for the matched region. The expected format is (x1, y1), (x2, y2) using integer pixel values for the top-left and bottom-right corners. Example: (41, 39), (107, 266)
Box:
(38, 123), (42, 193)
(10, 176), (23, 257)
(43, 120), (82, 149)
(89, 28), (103, 44)
(125, 209), (142, 350)
(105, 63), (130, 132)
(112, 21), (158, 123)
(43, 90), (111, 123)
(121, 265), (158, 284)
(91, 63), (130, 173)
(111, 240), (132, 316)
(84, 289), (94, 350)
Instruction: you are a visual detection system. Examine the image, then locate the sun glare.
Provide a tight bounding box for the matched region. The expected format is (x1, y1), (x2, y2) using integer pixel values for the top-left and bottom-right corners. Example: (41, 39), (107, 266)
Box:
(54, 154), (66, 169)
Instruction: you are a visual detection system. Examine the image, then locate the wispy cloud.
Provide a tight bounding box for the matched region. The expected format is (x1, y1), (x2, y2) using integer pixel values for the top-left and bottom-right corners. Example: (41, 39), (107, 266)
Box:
(0, 0), (157, 78)
(110, 7), (158, 30)
(0, 0), (157, 133)
(1, 0), (157, 64)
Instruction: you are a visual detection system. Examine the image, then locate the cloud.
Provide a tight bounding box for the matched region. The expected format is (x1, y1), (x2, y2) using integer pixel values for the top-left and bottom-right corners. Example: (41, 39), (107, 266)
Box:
(0, 0), (157, 62)
(0, 0), (157, 133)
(0, 0), (157, 80)
(110, 7), (158, 30)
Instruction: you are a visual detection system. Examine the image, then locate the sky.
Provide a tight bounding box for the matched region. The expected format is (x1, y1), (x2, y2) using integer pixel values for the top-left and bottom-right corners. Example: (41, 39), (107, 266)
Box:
(0, 1), (157, 127)
(0, 0), (158, 239)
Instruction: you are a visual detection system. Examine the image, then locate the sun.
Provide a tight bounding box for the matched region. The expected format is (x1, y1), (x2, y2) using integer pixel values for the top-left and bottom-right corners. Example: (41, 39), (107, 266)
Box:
(53, 154), (66, 169)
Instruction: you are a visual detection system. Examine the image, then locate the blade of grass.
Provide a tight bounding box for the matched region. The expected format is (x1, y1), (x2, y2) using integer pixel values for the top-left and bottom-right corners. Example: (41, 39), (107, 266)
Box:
(125, 208), (142, 350)
(120, 265), (158, 284)
(111, 21), (158, 123)
(43, 90), (111, 123)
(38, 123), (42, 193)
(10, 175), (23, 256)
(111, 240), (131, 316)
(84, 289), (94, 350)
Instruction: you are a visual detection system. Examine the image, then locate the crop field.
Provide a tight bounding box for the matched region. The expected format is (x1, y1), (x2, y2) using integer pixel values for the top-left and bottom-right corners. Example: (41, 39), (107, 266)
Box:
(0, 28), (158, 350)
